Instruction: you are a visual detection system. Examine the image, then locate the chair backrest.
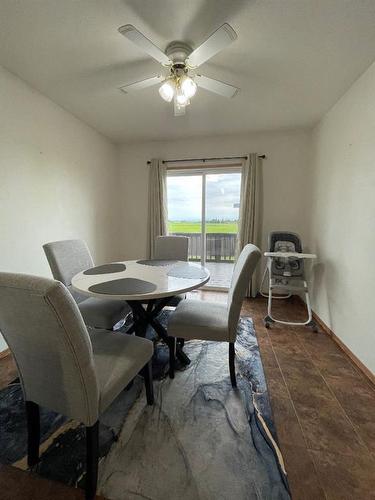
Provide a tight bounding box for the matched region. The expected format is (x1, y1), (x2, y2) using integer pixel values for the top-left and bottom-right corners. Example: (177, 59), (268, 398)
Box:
(43, 239), (94, 302)
(154, 236), (189, 261)
(0, 273), (99, 426)
(268, 231), (304, 277)
(227, 244), (261, 340)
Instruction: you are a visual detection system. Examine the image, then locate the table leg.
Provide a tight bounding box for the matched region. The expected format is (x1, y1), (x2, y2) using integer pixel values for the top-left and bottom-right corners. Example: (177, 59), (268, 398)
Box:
(127, 300), (191, 366)
(148, 316), (190, 366)
(130, 304), (148, 338)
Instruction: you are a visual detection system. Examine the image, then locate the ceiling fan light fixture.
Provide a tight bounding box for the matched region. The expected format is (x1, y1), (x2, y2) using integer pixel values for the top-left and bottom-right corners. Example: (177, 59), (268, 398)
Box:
(180, 75), (197, 99)
(176, 87), (190, 106)
(118, 23), (239, 116)
(159, 78), (175, 102)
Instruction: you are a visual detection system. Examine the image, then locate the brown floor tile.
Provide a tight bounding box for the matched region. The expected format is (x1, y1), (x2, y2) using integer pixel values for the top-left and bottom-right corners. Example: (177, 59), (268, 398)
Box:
(309, 449), (375, 500)
(256, 330), (272, 348)
(258, 343), (280, 369)
(325, 373), (375, 455)
(309, 350), (361, 379)
(354, 420), (375, 457)
(270, 340), (306, 358)
(270, 395), (307, 448)
(263, 365), (289, 399)
(267, 328), (300, 345)
(274, 350), (325, 389)
(295, 399), (367, 457)
(299, 331), (342, 354)
(0, 464), (106, 500)
(285, 372), (335, 410)
(275, 353), (335, 409)
(281, 444), (326, 500)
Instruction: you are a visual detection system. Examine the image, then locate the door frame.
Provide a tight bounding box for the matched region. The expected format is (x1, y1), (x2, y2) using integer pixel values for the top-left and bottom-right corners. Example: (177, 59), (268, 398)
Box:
(166, 166), (242, 290)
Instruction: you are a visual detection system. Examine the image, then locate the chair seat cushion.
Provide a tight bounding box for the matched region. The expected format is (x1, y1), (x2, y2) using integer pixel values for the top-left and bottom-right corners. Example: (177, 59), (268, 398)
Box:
(78, 297), (129, 330)
(167, 300), (229, 342)
(89, 329), (153, 413)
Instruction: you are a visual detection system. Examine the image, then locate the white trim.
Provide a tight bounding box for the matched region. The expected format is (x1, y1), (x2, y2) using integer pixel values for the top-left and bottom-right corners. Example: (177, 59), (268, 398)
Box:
(201, 173), (206, 268)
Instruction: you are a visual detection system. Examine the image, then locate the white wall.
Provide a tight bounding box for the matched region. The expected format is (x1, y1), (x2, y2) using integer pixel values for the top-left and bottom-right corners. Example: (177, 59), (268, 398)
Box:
(0, 65), (119, 351)
(308, 61), (375, 373)
(118, 130), (311, 260)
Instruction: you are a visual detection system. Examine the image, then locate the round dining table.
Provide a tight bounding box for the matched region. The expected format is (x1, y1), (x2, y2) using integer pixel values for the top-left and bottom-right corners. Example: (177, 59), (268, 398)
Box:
(72, 259), (210, 366)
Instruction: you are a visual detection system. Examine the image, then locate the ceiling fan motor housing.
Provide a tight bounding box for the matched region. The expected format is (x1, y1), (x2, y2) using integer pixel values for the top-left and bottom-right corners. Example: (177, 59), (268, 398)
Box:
(165, 41), (192, 66)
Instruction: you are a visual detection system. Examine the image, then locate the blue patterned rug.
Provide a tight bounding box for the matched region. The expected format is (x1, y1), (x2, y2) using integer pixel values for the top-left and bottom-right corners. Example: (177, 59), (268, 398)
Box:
(0, 312), (290, 499)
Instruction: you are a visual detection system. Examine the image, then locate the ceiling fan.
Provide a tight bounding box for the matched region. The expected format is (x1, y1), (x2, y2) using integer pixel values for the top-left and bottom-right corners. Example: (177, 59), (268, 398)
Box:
(118, 23), (239, 116)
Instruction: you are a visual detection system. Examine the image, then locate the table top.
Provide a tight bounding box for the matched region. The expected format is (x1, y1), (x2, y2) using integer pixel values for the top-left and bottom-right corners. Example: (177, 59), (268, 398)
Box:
(264, 252), (317, 259)
(71, 259), (210, 301)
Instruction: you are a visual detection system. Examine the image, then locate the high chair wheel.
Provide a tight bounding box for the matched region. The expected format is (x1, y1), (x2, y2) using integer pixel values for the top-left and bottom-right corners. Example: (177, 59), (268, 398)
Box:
(308, 320), (318, 333)
(265, 321), (270, 329)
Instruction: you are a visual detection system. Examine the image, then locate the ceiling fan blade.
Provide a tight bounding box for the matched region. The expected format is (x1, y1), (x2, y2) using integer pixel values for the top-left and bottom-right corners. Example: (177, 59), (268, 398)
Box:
(174, 99), (186, 117)
(119, 75), (163, 93)
(118, 24), (171, 66)
(195, 75), (239, 98)
(186, 23), (237, 68)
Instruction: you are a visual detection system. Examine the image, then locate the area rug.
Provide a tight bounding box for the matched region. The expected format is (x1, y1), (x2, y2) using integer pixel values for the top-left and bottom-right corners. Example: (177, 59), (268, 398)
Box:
(0, 312), (290, 500)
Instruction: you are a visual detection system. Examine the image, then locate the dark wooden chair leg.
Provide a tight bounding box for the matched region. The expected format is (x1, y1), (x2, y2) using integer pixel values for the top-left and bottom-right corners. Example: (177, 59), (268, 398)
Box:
(86, 421), (99, 500)
(229, 342), (237, 388)
(25, 401), (40, 467)
(169, 337), (176, 379)
(142, 362), (154, 405)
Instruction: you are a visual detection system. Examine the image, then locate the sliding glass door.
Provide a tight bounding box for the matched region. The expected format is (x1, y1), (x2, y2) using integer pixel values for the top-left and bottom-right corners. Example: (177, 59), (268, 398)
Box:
(167, 167), (242, 289)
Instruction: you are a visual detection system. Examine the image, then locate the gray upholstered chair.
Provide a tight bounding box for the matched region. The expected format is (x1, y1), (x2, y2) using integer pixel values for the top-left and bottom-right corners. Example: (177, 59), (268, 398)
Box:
(154, 235), (189, 261)
(167, 244), (261, 386)
(154, 235), (189, 308)
(43, 239), (130, 330)
(0, 272), (154, 500)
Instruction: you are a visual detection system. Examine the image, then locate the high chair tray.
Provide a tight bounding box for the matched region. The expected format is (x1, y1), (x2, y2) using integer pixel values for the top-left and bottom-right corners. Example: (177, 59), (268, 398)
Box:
(264, 252), (317, 259)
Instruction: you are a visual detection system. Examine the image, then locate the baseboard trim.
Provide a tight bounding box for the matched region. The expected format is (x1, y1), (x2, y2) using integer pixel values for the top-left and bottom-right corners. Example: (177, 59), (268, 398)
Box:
(312, 311), (375, 387)
(0, 348), (10, 360)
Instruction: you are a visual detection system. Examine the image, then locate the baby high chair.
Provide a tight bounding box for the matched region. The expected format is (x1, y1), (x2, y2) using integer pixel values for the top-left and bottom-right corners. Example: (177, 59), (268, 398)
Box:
(260, 231), (318, 331)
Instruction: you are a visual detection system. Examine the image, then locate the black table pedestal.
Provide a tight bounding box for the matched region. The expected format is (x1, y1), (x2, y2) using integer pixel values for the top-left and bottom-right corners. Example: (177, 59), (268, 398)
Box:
(127, 298), (190, 366)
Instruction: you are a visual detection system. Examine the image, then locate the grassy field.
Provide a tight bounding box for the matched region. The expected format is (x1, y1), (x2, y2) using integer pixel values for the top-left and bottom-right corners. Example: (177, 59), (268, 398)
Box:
(168, 221), (238, 234)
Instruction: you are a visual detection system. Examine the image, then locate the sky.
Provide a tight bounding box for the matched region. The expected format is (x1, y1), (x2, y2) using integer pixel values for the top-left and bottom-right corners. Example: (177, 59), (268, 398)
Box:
(167, 173), (241, 221)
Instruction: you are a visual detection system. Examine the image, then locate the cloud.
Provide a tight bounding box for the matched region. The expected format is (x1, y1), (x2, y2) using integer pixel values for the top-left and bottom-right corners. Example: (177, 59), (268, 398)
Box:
(167, 173), (241, 221)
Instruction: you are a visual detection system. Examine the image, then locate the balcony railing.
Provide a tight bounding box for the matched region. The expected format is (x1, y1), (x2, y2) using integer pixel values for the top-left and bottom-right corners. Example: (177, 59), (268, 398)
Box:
(171, 232), (237, 262)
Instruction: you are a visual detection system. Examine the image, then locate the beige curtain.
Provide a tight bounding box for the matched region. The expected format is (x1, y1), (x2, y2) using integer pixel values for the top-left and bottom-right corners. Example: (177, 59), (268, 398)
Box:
(147, 159), (168, 258)
(236, 153), (262, 297)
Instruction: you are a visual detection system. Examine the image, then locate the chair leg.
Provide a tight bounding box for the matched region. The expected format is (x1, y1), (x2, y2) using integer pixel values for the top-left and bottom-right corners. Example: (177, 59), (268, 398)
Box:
(86, 421), (99, 500)
(229, 343), (237, 388)
(169, 337), (176, 379)
(26, 401), (40, 468)
(142, 361), (154, 405)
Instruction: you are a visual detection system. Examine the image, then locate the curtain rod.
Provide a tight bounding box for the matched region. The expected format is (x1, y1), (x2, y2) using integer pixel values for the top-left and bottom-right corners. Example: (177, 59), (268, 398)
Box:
(147, 154), (266, 165)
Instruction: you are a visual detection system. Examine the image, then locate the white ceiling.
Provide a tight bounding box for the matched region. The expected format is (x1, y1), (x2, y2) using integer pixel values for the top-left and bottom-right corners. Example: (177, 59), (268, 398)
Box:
(1, 0), (375, 143)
